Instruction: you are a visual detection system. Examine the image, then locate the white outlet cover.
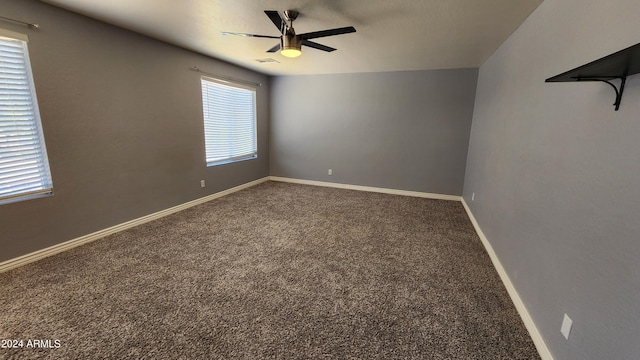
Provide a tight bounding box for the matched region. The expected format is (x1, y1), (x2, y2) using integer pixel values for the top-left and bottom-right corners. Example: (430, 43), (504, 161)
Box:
(472, 192), (475, 201)
(561, 313), (572, 340)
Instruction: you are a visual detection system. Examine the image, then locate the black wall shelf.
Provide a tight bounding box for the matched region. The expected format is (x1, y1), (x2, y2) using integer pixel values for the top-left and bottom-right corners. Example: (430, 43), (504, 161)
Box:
(546, 42), (640, 111)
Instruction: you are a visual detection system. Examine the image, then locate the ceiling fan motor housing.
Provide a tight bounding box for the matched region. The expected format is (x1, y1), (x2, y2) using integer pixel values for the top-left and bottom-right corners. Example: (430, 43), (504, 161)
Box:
(281, 34), (302, 56)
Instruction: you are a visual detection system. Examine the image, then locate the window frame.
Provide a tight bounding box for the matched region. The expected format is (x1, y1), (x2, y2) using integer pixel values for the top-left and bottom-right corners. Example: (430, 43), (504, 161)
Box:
(200, 76), (258, 167)
(0, 28), (53, 205)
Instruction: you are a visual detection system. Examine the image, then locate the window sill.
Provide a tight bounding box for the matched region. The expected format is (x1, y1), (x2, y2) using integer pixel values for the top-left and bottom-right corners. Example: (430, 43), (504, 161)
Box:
(0, 190), (54, 206)
(206, 155), (257, 167)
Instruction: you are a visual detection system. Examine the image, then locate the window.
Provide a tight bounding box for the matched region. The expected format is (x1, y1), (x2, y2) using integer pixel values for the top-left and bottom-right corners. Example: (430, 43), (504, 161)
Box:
(0, 29), (53, 205)
(200, 77), (257, 166)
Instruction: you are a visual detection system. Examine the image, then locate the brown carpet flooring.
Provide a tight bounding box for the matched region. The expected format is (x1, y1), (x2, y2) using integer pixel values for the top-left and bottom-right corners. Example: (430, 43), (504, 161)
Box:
(0, 181), (540, 359)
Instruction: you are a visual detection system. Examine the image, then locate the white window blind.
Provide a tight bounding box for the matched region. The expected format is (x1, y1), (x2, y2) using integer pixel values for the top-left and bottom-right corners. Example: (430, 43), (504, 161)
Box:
(0, 33), (53, 204)
(201, 77), (257, 166)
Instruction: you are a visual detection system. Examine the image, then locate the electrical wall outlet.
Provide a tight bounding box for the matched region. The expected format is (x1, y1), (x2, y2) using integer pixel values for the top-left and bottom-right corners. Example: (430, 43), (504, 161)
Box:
(561, 313), (573, 340)
(328, 169), (333, 176)
(472, 192), (475, 201)
(200, 180), (206, 188)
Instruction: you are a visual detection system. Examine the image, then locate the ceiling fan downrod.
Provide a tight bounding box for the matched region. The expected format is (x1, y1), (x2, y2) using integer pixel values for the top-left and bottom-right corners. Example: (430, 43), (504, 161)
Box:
(283, 10), (298, 34)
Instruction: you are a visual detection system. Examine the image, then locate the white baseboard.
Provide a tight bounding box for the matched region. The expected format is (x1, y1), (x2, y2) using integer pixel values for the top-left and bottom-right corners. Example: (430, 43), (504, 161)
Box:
(461, 199), (553, 360)
(269, 176), (462, 201)
(0, 177), (270, 274)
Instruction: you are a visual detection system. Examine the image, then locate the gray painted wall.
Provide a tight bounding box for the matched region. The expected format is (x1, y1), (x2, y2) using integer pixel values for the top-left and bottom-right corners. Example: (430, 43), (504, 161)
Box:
(0, 0), (269, 262)
(463, 0), (640, 359)
(269, 69), (478, 195)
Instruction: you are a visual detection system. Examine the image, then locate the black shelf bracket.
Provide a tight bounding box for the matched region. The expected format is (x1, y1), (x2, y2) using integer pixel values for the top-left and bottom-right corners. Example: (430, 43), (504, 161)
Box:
(545, 41), (640, 111)
(572, 76), (627, 111)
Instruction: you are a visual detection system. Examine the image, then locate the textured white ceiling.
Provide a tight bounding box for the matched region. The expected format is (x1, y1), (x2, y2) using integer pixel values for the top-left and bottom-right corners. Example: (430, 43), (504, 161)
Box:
(42, 0), (543, 75)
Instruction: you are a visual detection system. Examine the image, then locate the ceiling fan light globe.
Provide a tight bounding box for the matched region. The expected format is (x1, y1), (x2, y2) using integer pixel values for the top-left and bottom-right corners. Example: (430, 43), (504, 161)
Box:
(281, 48), (302, 58)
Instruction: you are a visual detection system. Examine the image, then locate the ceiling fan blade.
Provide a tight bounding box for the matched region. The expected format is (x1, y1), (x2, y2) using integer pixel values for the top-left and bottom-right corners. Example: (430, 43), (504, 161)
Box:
(221, 32), (280, 39)
(266, 44), (281, 53)
(264, 10), (285, 33)
(302, 39), (336, 52)
(299, 26), (356, 40)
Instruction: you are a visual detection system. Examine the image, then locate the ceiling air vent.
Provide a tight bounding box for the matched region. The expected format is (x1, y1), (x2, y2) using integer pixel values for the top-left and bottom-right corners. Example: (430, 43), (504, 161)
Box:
(255, 58), (280, 63)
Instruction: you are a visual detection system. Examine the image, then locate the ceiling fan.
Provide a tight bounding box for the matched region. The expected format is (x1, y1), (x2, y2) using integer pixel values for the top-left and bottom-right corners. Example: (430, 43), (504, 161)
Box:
(221, 10), (356, 58)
